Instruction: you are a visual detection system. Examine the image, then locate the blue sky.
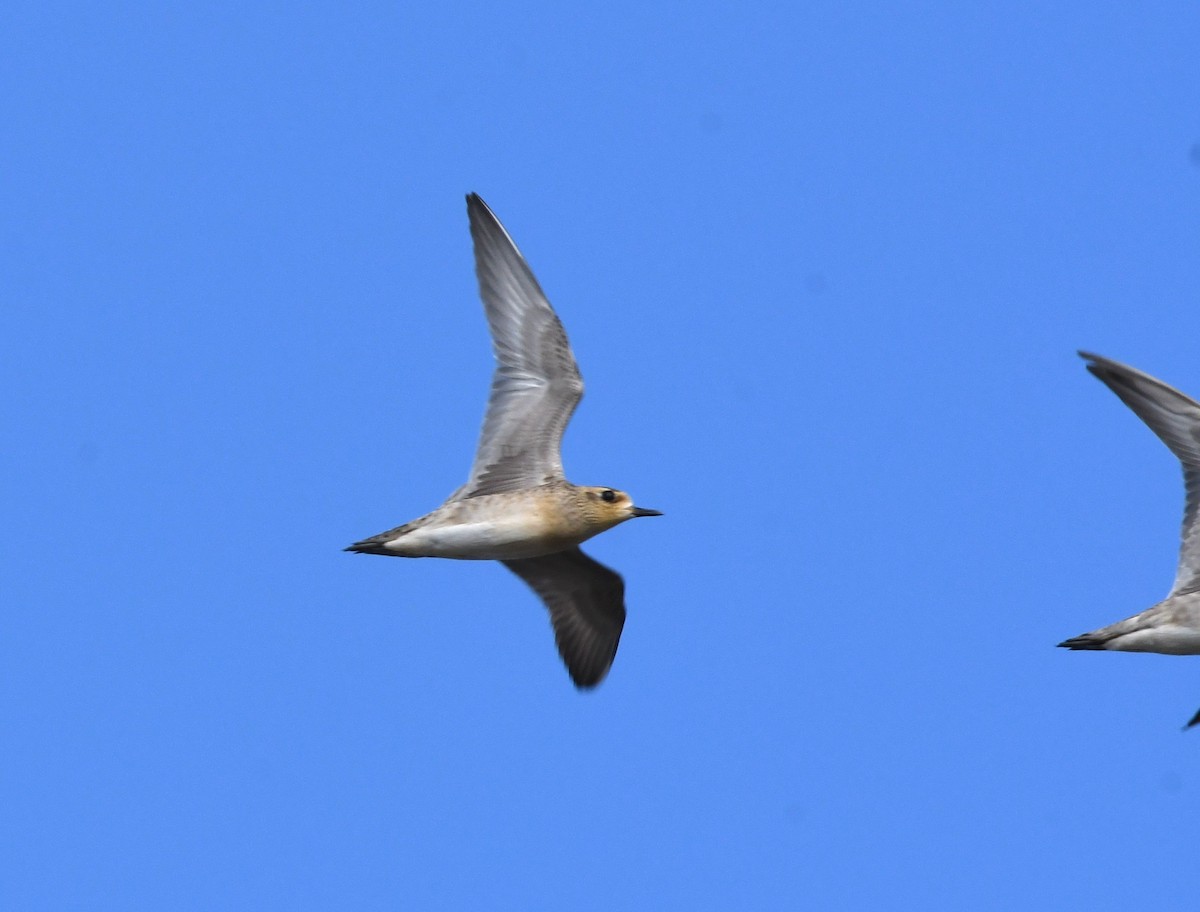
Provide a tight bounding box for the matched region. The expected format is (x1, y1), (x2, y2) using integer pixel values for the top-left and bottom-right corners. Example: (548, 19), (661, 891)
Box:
(4, 2), (1200, 908)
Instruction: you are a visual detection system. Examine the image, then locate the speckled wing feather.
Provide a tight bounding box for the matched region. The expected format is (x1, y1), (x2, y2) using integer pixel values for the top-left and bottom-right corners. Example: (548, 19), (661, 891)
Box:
(456, 194), (584, 499)
(502, 547), (626, 688)
(1081, 351), (1200, 595)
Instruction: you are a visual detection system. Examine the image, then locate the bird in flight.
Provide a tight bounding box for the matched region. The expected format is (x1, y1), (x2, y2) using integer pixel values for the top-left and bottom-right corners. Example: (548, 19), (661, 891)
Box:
(1060, 351), (1200, 728)
(347, 194), (661, 688)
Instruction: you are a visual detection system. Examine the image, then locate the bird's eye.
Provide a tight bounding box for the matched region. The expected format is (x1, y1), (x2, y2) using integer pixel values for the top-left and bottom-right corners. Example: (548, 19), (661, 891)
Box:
(601, 489), (617, 503)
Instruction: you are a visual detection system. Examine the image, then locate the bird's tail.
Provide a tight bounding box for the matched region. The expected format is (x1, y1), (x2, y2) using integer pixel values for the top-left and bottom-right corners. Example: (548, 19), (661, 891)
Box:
(343, 521), (416, 555)
(1057, 632), (1111, 651)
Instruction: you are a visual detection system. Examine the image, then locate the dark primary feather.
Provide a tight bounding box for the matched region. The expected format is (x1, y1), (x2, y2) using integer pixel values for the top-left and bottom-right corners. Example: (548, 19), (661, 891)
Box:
(502, 547), (626, 688)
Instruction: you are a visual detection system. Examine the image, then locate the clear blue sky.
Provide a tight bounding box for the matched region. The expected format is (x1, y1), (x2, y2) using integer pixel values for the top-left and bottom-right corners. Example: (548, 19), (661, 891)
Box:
(4, 3), (1200, 909)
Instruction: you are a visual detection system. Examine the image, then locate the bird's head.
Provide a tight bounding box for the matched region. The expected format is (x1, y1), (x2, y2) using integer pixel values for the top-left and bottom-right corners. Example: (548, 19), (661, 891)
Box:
(578, 486), (662, 532)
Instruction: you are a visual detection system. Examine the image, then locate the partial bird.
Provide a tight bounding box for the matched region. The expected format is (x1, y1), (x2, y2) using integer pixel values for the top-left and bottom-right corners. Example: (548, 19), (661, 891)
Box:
(347, 194), (660, 688)
(1060, 351), (1200, 728)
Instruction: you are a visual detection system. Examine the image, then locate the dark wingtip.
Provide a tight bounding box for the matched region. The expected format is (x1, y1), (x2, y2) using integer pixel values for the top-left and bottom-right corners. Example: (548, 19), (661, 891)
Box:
(1185, 707), (1200, 730)
(1077, 351), (1111, 383)
(564, 651), (614, 690)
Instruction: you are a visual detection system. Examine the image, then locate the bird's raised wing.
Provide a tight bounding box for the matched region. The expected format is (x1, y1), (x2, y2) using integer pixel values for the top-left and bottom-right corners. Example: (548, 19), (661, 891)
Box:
(1082, 351), (1200, 595)
(456, 194), (583, 499)
(502, 547), (626, 688)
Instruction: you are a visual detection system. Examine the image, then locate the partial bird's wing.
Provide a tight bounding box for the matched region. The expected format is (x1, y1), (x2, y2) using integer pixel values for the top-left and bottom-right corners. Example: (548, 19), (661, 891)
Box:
(456, 194), (583, 499)
(1081, 351), (1200, 595)
(502, 547), (626, 688)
